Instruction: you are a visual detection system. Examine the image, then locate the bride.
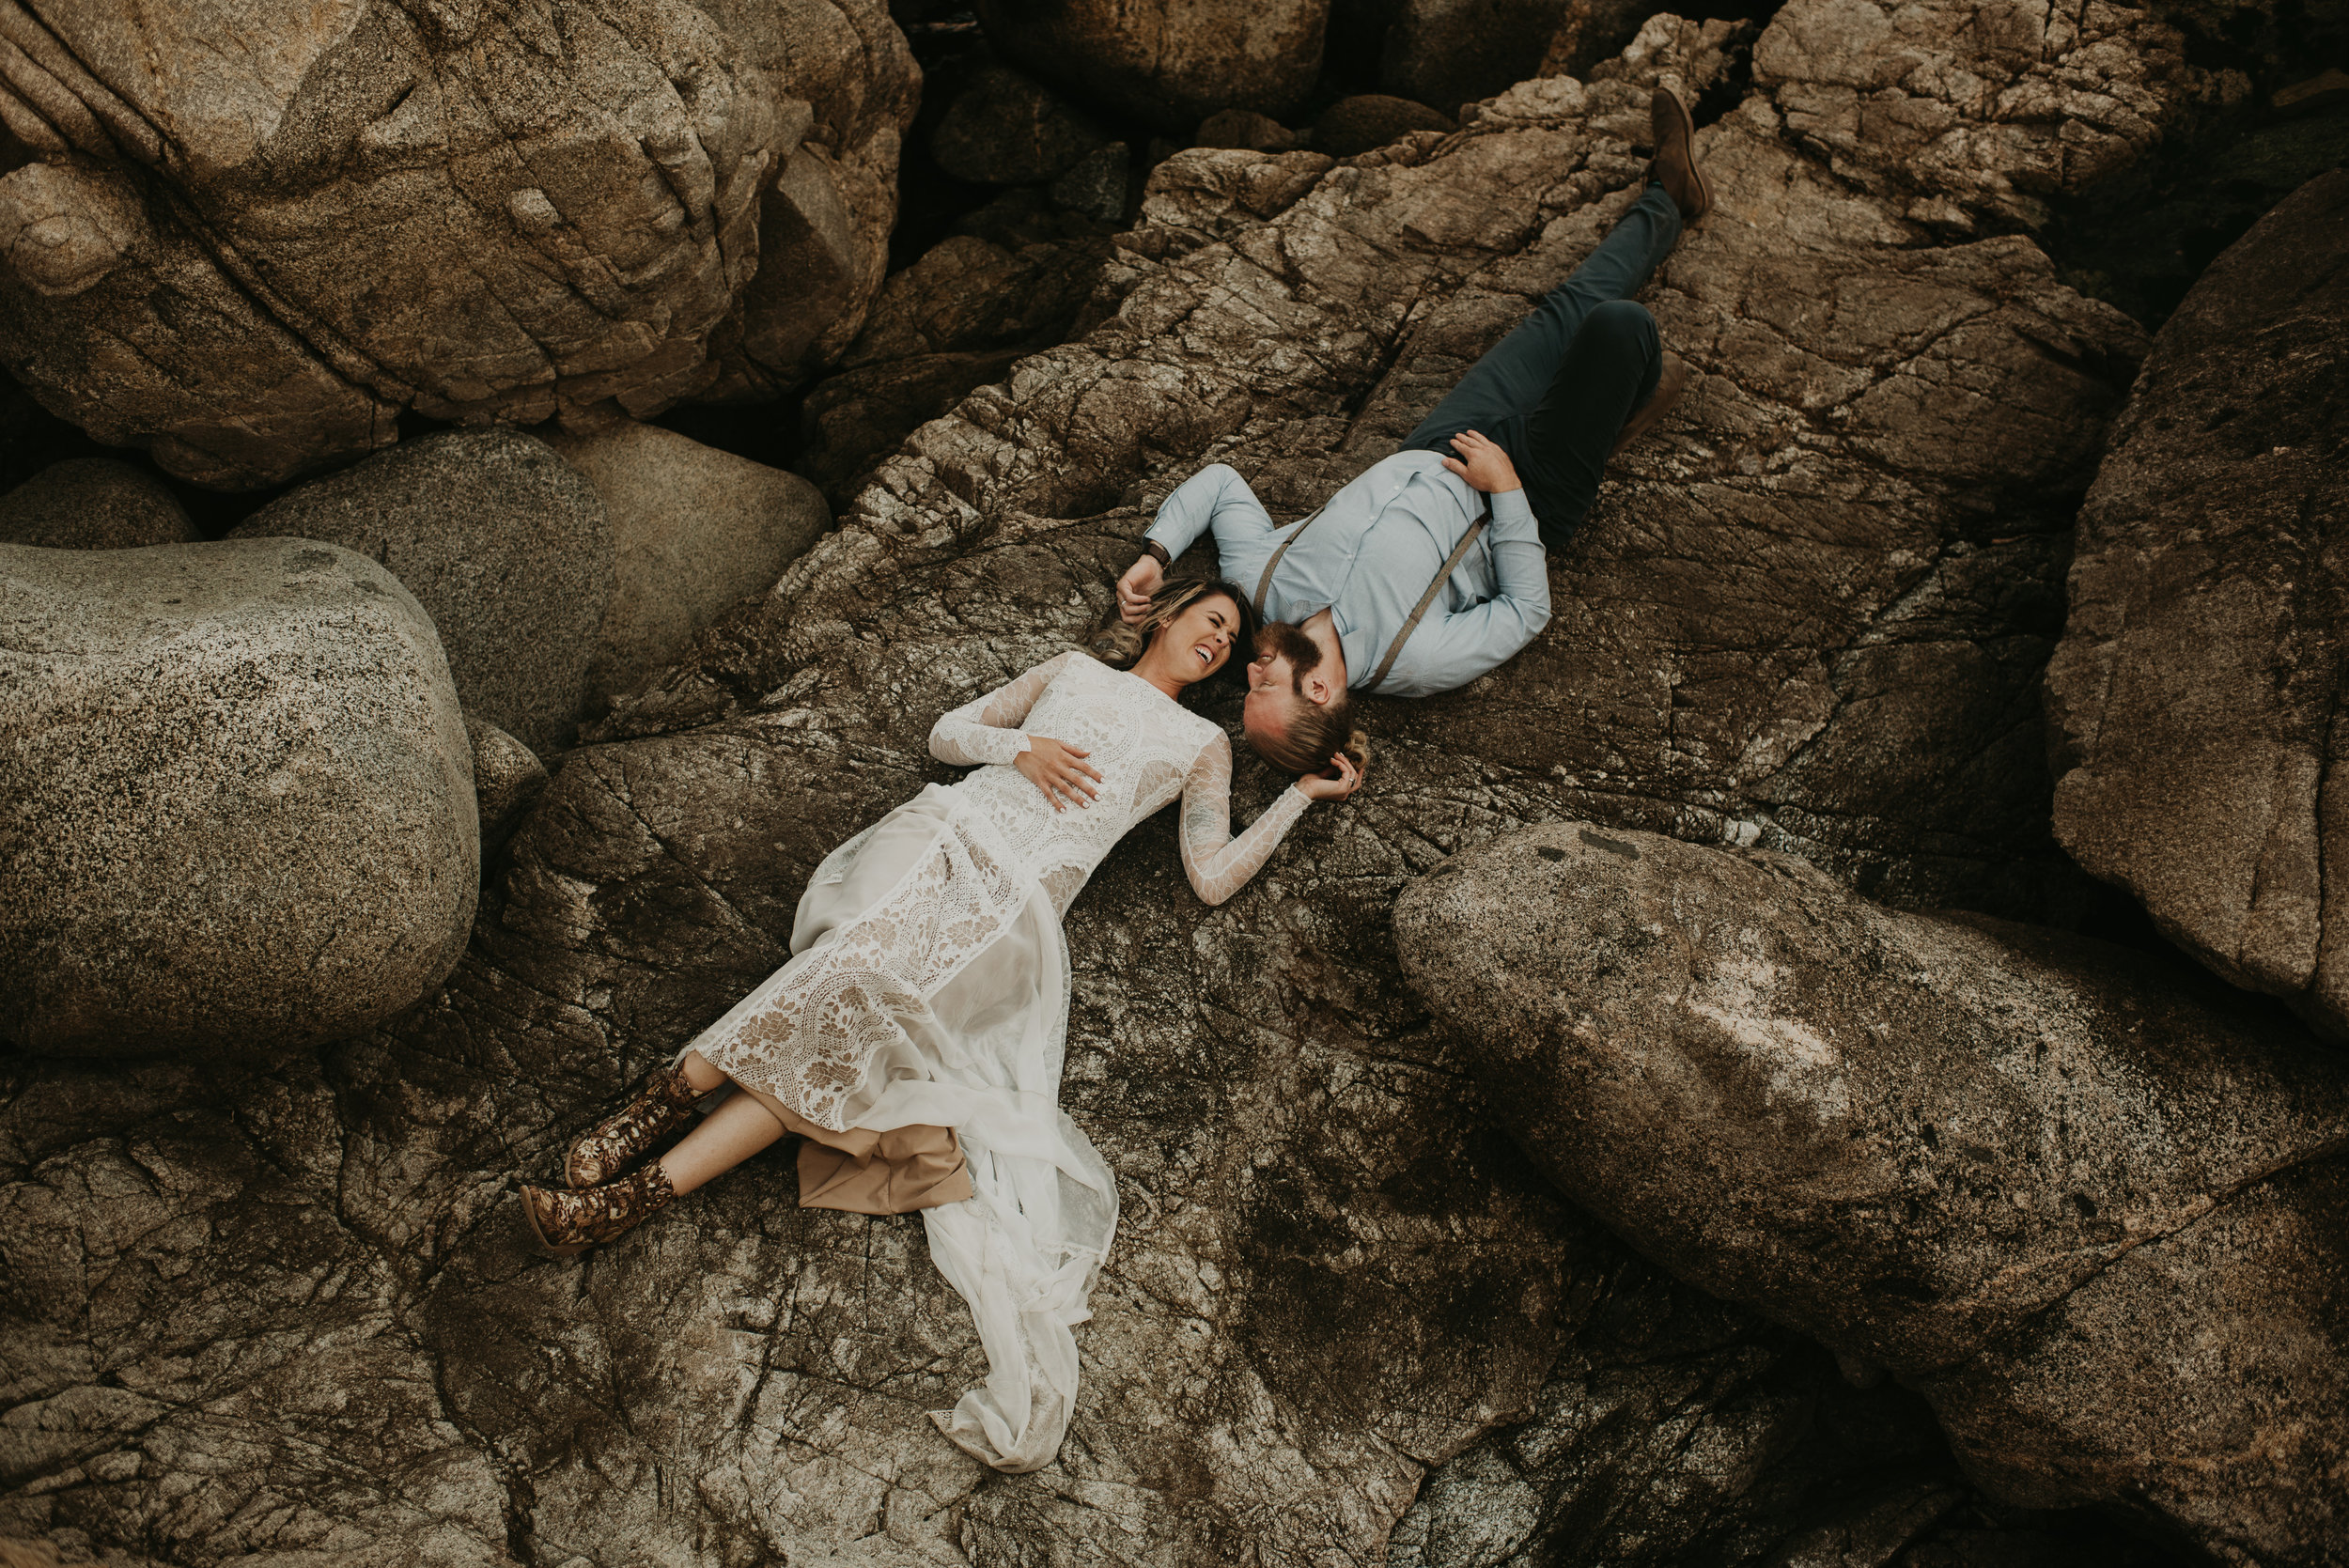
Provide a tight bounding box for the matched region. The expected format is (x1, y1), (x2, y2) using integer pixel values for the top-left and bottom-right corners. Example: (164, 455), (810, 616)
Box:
(515, 577), (1363, 1471)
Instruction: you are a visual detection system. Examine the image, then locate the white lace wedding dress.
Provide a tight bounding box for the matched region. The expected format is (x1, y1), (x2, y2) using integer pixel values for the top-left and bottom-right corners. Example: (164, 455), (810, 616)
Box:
(683, 649), (1313, 1471)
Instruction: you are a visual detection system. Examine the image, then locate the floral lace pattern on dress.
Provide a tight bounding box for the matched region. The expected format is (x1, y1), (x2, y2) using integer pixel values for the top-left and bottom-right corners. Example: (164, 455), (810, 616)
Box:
(699, 813), (1029, 1129)
(934, 650), (1310, 914)
(700, 650), (1313, 1127)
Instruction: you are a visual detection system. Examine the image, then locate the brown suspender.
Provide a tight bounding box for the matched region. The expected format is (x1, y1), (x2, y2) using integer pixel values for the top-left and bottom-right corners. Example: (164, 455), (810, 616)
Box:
(1363, 516), (1487, 692)
(1250, 505), (1488, 692)
(1252, 507), (1320, 618)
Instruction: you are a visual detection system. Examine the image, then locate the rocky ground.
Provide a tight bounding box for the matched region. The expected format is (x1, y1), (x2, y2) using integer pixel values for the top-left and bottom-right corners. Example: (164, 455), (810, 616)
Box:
(4, 0), (2346, 1564)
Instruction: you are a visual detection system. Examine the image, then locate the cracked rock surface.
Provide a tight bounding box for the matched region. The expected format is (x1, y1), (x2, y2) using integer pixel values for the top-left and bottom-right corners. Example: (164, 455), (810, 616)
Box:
(1394, 820), (2349, 1564)
(0, 538), (476, 1058)
(0, 0), (914, 489)
(2046, 169), (2349, 1041)
(0, 4), (2249, 1562)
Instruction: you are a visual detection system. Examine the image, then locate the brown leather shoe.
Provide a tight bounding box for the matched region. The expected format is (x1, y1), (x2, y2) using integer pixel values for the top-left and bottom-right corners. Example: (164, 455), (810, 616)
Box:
(1610, 352), (1689, 458)
(1649, 86), (1709, 225)
(566, 1062), (703, 1188)
(521, 1163), (677, 1257)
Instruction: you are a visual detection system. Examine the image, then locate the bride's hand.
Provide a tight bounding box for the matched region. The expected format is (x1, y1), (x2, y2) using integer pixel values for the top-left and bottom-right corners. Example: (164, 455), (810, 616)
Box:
(1295, 750), (1362, 803)
(1017, 737), (1102, 811)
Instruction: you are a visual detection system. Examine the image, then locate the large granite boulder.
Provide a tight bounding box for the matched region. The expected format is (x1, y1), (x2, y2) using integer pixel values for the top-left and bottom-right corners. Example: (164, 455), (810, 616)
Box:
(0, 458), (196, 551)
(1394, 821), (2349, 1563)
(541, 422), (830, 712)
(0, 5), (2235, 1562)
(1311, 94), (1456, 158)
(972, 0), (1330, 131)
(1379, 0), (1578, 117)
(229, 428), (613, 753)
(0, 0), (915, 489)
(929, 65), (1111, 186)
(464, 713), (550, 855)
(2046, 170), (2349, 1040)
(0, 538), (476, 1057)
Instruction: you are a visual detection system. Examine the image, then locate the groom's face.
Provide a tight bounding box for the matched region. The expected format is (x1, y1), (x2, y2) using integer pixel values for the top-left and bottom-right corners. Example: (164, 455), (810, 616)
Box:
(1242, 623), (1318, 754)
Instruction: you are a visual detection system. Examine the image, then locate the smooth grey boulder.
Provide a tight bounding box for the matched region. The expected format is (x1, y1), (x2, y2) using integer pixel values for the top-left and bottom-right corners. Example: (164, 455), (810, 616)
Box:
(539, 423), (829, 712)
(230, 429), (612, 754)
(464, 713), (549, 855)
(1395, 821), (2349, 1564)
(2046, 170), (2349, 1041)
(0, 538), (476, 1056)
(972, 0), (1330, 131)
(0, 458), (197, 551)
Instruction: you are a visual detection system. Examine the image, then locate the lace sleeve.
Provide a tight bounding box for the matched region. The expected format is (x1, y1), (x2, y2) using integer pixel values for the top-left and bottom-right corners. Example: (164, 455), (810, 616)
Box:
(930, 649), (1083, 767)
(1178, 730), (1313, 907)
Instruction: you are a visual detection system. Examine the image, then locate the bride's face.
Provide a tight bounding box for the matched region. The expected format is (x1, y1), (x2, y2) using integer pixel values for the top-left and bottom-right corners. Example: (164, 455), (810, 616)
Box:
(1151, 593), (1244, 684)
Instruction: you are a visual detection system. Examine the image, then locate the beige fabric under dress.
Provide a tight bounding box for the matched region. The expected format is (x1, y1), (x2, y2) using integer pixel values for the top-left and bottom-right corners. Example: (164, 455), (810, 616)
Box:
(682, 650), (1312, 1471)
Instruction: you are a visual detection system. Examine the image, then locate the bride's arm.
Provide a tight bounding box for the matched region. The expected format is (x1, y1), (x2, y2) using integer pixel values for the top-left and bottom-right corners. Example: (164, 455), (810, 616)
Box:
(929, 649), (1084, 767)
(1178, 731), (1315, 907)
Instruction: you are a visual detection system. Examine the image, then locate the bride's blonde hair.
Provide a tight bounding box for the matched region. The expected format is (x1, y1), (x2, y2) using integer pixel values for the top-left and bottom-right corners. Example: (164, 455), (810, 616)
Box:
(1088, 578), (1255, 691)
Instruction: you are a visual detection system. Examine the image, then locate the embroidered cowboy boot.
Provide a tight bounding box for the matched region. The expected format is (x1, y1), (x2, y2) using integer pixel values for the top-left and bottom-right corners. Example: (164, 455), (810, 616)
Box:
(565, 1063), (703, 1188)
(520, 1163), (677, 1257)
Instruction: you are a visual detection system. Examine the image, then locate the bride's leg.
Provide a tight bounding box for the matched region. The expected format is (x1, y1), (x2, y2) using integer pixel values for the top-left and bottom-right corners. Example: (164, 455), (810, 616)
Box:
(678, 1048), (727, 1093)
(660, 1087), (786, 1196)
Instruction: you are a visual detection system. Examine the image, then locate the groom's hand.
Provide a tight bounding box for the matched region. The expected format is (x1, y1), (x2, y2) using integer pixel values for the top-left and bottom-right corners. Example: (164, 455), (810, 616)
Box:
(1116, 555), (1164, 623)
(1440, 428), (1522, 494)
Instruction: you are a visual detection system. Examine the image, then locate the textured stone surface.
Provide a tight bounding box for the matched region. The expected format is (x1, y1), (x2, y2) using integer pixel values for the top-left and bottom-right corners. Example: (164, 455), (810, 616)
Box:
(0, 459), (195, 551)
(1394, 821), (2349, 1563)
(796, 217), (1118, 503)
(2046, 170), (2349, 1041)
(929, 64), (1109, 185)
(0, 538), (475, 1057)
(0, 4), (2222, 1561)
(972, 0), (1330, 131)
(1752, 0), (2247, 234)
(230, 429), (613, 754)
(541, 422), (829, 713)
(1540, 0), (1669, 84)
(0, 0), (915, 489)
(1312, 93), (1457, 157)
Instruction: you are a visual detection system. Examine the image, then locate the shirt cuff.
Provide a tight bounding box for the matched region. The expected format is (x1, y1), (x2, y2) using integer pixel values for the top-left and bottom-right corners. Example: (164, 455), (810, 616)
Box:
(1487, 487), (1538, 539)
(1013, 734), (1033, 753)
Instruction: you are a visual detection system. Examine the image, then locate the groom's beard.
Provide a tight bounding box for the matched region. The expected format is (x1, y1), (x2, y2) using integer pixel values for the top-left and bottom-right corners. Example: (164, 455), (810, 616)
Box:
(1256, 622), (1321, 690)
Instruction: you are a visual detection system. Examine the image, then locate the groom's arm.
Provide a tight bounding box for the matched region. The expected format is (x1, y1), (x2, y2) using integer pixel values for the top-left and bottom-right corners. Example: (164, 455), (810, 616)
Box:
(1383, 433), (1551, 696)
(1119, 464), (1275, 620)
(1376, 488), (1551, 696)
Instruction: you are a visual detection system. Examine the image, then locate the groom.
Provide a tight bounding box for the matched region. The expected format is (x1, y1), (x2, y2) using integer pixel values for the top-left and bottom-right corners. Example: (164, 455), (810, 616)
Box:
(1116, 87), (1710, 773)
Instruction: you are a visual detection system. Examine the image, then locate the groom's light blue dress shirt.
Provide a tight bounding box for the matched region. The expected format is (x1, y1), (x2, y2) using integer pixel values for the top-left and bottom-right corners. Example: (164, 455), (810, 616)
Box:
(1142, 453), (1551, 698)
